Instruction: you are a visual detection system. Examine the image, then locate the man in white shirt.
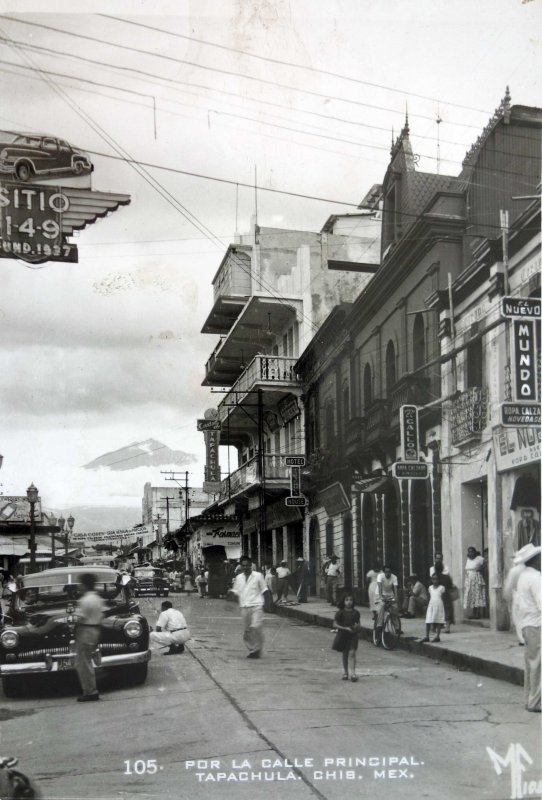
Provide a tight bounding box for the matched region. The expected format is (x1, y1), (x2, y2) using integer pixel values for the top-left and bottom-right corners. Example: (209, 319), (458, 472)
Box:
(150, 600), (191, 655)
(429, 552), (450, 578)
(514, 543), (541, 712)
(75, 573), (105, 702)
(230, 555), (268, 659)
(275, 560), (291, 603)
(325, 555), (341, 606)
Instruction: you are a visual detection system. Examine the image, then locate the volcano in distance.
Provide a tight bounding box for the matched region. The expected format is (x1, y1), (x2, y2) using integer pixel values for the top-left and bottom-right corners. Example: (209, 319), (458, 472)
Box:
(83, 439), (197, 472)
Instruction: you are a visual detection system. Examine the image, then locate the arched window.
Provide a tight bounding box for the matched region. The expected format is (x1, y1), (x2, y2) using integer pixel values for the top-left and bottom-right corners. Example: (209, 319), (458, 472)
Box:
(363, 363), (372, 411)
(413, 313), (425, 372)
(385, 339), (396, 394)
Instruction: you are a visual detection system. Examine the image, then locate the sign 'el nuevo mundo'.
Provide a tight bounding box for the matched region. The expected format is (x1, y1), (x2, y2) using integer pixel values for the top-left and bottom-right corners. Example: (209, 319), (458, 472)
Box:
(0, 131), (130, 264)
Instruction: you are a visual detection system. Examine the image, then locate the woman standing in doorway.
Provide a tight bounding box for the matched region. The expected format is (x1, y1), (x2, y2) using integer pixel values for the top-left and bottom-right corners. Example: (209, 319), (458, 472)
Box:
(463, 546), (487, 619)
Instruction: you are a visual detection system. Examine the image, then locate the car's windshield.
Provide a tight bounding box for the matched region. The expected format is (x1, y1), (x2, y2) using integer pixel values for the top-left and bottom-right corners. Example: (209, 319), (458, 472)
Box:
(134, 569), (156, 579)
(16, 580), (125, 608)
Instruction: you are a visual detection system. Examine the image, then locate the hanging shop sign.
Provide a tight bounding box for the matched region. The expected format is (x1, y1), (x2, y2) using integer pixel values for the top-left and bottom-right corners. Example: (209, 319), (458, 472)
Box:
(501, 296), (541, 319)
(0, 132), (130, 264)
(500, 403), (541, 427)
(278, 394), (300, 424)
(0, 496), (42, 523)
(264, 411), (281, 433)
(400, 404), (419, 461)
(320, 482), (350, 516)
(391, 461), (428, 480)
(197, 418), (221, 431)
(197, 522), (240, 548)
(512, 320), (539, 402)
(71, 529), (139, 544)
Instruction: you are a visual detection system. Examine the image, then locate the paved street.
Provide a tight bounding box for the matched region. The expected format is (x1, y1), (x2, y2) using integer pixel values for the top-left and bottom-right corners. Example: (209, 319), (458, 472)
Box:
(3, 595), (541, 800)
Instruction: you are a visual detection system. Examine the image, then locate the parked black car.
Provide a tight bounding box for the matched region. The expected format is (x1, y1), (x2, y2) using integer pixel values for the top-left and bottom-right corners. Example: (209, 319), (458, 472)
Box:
(132, 565), (170, 597)
(0, 566), (150, 697)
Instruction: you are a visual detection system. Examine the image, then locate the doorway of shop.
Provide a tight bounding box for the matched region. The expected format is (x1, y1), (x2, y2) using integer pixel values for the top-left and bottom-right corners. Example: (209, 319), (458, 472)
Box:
(411, 479), (433, 582)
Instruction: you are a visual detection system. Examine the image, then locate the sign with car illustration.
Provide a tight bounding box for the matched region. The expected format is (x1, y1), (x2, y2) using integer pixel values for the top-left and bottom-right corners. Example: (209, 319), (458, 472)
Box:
(0, 130), (130, 265)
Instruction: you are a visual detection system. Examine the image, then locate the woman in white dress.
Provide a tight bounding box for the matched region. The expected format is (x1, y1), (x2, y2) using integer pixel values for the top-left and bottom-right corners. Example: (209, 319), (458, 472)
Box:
(366, 563), (382, 621)
(463, 546), (487, 619)
(422, 574), (446, 643)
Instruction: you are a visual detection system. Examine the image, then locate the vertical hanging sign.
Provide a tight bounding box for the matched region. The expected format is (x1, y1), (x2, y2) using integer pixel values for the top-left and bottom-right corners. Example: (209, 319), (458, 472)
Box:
(400, 405), (419, 462)
(512, 320), (538, 401)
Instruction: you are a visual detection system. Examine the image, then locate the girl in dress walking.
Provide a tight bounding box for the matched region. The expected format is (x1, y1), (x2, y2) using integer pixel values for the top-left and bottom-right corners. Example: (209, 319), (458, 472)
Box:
(332, 594), (361, 682)
(422, 573), (446, 643)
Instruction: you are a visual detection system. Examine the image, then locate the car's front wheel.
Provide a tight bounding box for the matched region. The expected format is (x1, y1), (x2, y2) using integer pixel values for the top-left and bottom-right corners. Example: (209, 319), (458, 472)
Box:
(73, 160), (85, 174)
(2, 675), (22, 698)
(127, 662), (148, 686)
(15, 160), (33, 181)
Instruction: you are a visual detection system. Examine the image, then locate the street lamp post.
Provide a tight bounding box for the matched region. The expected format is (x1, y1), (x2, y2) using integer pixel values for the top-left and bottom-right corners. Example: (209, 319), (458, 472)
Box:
(49, 514), (57, 560)
(56, 515), (75, 559)
(26, 483), (39, 572)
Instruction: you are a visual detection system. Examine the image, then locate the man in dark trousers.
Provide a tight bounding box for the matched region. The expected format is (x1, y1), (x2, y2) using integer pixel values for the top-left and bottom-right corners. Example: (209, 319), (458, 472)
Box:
(75, 573), (105, 702)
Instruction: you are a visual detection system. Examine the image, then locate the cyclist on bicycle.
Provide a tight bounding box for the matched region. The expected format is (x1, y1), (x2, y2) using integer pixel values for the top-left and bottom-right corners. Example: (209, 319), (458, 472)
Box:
(374, 565), (400, 642)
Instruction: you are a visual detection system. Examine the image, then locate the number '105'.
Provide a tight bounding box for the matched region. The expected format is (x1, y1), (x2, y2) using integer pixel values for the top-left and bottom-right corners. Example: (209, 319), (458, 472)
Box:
(123, 759), (159, 775)
(4, 216), (60, 238)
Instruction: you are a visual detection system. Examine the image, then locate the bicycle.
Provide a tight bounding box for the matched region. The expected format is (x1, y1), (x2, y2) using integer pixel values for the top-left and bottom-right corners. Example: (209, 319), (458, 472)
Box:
(372, 598), (401, 650)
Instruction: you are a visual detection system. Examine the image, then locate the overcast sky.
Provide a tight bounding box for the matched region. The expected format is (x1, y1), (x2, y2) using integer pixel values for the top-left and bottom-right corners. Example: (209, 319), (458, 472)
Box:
(0, 0), (539, 519)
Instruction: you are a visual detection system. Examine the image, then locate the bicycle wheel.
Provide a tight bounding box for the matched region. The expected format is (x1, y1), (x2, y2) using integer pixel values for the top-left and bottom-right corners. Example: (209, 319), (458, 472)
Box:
(381, 613), (401, 650)
(372, 624), (381, 647)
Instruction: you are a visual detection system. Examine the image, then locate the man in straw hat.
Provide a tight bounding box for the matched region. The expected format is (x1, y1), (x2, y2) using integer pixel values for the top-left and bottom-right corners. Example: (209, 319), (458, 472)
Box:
(513, 543), (541, 712)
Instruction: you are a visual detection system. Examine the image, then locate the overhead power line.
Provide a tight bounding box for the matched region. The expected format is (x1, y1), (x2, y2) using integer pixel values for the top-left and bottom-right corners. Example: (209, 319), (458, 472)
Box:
(0, 29), (484, 131)
(3, 13), (492, 117)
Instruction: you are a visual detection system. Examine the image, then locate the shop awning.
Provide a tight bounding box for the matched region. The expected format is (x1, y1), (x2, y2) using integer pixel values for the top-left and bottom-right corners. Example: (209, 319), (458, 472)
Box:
(354, 476), (391, 494)
(0, 536), (27, 556)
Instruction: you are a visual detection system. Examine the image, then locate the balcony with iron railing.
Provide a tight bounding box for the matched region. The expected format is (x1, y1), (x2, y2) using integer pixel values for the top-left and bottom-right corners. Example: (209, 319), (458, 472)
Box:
(218, 452), (302, 502)
(451, 386), (490, 445)
(218, 355), (301, 424)
(389, 375), (432, 428)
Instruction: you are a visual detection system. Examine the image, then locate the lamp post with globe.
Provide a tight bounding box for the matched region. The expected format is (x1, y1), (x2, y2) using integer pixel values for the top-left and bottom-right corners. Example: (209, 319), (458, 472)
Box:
(57, 514), (76, 559)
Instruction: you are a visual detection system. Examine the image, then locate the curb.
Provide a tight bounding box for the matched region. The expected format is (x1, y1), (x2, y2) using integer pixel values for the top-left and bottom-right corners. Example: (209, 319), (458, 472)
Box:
(271, 604), (524, 687)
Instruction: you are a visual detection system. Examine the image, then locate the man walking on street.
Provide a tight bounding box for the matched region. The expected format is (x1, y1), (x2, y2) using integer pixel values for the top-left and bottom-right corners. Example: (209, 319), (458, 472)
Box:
(276, 560), (291, 604)
(230, 555), (267, 659)
(75, 573), (105, 702)
(325, 555), (341, 606)
(514, 543), (541, 712)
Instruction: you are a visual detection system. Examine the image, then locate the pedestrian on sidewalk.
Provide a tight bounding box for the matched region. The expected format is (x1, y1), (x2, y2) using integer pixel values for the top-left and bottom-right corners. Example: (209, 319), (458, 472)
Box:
(195, 568), (207, 598)
(265, 565), (278, 600)
(325, 555), (341, 606)
(463, 546), (487, 619)
(294, 557), (309, 603)
(74, 573), (105, 702)
(276, 560), (291, 604)
(401, 575), (428, 618)
(332, 594), (360, 682)
(513, 543), (541, 712)
(150, 600), (191, 655)
(422, 573), (446, 643)
(429, 552), (450, 577)
(230, 555), (268, 659)
(434, 562), (456, 633)
(365, 562), (382, 621)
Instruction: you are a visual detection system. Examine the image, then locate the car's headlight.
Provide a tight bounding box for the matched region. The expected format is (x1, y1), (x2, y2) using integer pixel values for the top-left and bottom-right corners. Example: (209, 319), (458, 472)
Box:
(1, 630), (19, 649)
(124, 620), (142, 639)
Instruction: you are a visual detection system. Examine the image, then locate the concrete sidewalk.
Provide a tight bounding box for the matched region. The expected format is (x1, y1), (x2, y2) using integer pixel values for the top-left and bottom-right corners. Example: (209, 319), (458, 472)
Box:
(271, 596), (525, 686)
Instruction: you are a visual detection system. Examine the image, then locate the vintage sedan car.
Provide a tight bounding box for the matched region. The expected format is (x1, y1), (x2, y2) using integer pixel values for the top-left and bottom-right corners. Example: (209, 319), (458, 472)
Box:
(132, 565), (170, 597)
(0, 133), (93, 182)
(0, 566), (150, 697)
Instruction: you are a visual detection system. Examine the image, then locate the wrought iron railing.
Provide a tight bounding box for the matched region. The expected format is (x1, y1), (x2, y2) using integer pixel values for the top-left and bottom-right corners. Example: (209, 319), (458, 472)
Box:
(218, 355), (301, 423)
(451, 386), (490, 444)
(219, 452), (303, 500)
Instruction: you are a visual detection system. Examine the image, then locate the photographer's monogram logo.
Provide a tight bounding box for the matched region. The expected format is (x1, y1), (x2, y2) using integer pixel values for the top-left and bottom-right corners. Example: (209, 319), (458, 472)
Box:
(486, 744), (540, 799)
